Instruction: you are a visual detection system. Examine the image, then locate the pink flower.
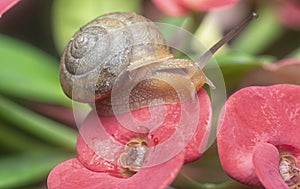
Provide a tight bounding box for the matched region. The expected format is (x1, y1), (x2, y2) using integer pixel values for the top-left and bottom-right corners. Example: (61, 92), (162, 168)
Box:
(152, 0), (239, 16)
(240, 58), (300, 87)
(217, 84), (300, 188)
(278, 0), (300, 30)
(48, 89), (212, 189)
(0, 0), (20, 17)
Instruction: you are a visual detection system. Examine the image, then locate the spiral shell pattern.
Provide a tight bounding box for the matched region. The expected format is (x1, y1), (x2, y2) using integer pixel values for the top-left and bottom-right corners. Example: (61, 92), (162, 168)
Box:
(60, 12), (171, 102)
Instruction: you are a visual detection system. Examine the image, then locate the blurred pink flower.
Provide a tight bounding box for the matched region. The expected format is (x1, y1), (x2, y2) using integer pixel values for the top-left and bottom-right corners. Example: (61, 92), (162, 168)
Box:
(152, 0), (239, 16)
(218, 84), (300, 188)
(240, 58), (300, 87)
(48, 89), (212, 189)
(0, 0), (20, 17)
(278, 0), (300, 30)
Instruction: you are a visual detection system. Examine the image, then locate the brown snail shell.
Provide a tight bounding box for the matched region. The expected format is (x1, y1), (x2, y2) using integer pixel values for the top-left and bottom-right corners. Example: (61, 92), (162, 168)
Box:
(60, 12), (209, 115)
(60, 12), (172, 102)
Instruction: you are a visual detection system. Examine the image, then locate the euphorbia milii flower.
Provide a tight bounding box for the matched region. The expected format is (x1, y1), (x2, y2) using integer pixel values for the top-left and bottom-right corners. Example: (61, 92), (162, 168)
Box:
(152, 0), (239, 16)
(48, 89), (212, 189)
(240, 58), (300, 87)
(218, 84), (300, 188)
(0, 0), (20, 17)
(278, 0), (300, 30)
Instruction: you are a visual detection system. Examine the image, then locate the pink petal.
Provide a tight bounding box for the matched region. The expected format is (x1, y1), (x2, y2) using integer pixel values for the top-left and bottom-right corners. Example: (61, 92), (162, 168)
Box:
(0, 0), (20, 17)
(76, 111), (126, 176)
(77, 89), (211, 172)
(152, 0), (190, 16)
(182, 89), (212, 163)
(217, 84), (300, 187)
(181, 0), (239, 11)
(240, 58), (300, 87)
(279, 0), (300, 30)
(253, 142), (289, 189)
(47, 153), (185, 189)
(264, 58), (300, 84)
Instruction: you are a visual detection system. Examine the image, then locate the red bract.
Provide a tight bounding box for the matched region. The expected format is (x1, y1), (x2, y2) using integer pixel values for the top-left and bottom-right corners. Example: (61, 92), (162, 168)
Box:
(152, 0), (239, 16)
(48, 89), (212, 189)
(0, 0), (20, 17)
(48, 155), (185, 189)
(240, 58), (300, 87)
(278, 0), (300, 30)
(217, 84), (300, 188)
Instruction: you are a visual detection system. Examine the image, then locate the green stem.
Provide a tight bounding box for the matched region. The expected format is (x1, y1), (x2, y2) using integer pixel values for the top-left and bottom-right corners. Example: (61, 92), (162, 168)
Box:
(0, 95), (76, 150)
(172, 173), (208, 189)
(190, 11), (205, 34)
(215, 181), (261, 189)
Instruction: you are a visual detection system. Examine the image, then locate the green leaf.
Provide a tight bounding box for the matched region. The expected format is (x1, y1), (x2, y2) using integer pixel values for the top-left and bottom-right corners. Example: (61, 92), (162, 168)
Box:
(232, 5), (284, 54)
(289, 46), (300, 58)
(161, 16), (190, 28)
(0, 151), (72, 189)
(0, 122), (48, 152)
(52, 0), (142, 53)
(0, 34), (71, 107)
(0, 95), (76, 150)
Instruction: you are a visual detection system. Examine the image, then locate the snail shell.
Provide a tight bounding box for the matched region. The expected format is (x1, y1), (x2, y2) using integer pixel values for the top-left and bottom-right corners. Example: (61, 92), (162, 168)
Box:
(60, 12), (209, 115)
(60, 12), (172, 102)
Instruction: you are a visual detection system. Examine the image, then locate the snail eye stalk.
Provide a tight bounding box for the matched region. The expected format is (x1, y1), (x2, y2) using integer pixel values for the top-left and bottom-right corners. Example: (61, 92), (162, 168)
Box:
(196, 12), (258, 68)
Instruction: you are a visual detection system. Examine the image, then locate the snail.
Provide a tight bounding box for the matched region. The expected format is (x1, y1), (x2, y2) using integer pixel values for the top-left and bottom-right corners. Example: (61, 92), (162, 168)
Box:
(60, 12), (258, 116)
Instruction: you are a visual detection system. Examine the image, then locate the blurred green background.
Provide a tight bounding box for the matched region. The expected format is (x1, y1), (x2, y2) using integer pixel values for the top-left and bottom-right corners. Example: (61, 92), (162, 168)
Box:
(0, 0), (299, 188)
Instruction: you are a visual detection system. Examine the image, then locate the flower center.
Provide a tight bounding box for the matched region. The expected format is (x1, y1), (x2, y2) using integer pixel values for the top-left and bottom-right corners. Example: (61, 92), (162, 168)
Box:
(279, 153), (300, 188)
(119, 138), (148, 172)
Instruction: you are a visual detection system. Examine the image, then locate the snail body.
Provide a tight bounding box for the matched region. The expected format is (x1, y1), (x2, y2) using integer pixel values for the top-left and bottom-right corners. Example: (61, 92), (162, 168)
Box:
(96, 58), (208, 115)
(60, 12), (209, 115)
